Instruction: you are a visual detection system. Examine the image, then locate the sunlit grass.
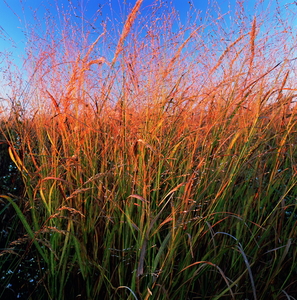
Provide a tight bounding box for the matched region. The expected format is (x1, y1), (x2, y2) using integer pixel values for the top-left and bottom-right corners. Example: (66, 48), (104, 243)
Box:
(1, 0), (297, 299)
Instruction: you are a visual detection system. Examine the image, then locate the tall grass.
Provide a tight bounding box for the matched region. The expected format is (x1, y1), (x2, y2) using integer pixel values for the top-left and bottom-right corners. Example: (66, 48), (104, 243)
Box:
(1, 0), (297, 299)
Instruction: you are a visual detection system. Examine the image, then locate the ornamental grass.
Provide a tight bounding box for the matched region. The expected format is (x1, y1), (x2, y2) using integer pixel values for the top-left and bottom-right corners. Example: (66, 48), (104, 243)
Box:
(1, 1), (297, 299)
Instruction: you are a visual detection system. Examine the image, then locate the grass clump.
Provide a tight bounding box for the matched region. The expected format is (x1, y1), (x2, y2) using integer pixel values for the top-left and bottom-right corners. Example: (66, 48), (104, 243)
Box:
(1, 0), (297, 299)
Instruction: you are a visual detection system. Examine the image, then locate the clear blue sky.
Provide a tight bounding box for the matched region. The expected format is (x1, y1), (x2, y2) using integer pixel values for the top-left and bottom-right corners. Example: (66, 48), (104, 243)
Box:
(0, 0), (293, 96)
(0, 0), (282, 63)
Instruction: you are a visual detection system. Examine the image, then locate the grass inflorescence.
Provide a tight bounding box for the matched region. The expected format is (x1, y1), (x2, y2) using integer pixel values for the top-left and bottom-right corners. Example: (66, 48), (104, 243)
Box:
(1, 0), (297, 299)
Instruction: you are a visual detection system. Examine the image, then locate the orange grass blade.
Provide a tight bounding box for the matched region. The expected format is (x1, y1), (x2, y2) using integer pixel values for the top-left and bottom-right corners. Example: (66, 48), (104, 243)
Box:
(111, 0), (144, 67)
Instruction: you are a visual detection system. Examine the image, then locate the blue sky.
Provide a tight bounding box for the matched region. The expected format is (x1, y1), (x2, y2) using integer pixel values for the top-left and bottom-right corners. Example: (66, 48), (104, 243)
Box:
(0, 0), (293, 97)
(0, 0), (282, 63)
